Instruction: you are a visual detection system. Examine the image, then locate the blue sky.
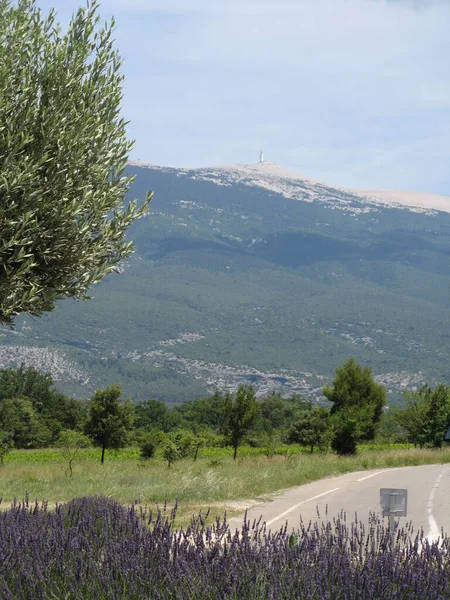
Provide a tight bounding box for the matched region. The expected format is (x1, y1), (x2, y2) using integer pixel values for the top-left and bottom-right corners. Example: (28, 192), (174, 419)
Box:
(36, 0), (450, 194)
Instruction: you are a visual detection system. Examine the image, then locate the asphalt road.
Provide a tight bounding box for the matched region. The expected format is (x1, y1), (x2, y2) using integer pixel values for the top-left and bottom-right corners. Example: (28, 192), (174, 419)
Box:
(228, 464), (450, 543)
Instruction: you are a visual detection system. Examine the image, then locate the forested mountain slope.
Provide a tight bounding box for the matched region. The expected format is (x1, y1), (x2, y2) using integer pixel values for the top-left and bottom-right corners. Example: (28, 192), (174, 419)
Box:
(2, 162), (450, 405)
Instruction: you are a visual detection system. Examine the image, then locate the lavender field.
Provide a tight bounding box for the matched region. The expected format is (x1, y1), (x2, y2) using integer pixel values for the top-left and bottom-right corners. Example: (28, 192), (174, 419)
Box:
(1, 496), (449, 599)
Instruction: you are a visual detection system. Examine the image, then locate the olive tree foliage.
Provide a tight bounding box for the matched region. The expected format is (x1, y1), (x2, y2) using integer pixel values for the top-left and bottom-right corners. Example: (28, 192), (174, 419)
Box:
(0, 0), (152, 326)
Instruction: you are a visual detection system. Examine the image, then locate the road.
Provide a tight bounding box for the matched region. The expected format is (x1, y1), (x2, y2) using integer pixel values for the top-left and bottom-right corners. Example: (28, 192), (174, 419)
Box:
(228, 464), (450, 543)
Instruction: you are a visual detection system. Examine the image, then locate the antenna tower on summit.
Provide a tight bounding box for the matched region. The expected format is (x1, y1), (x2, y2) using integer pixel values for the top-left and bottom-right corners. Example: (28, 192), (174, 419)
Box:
(259, 150), (264, 164)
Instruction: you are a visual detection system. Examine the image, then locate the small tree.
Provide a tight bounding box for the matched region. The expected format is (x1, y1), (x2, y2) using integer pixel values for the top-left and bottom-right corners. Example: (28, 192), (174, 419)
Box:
(323, 358), (386, 444)
(223, 385), (260, 460)
(56, 429), (91, 476)
(191, 433), (208, 462)
(170, 430), (195, 459)
(84, 385), (134, 463)
(395, 384), (450, 448)
(161, 439), (181, 468)
(0, 0), (152, 327)
(287, 407), (331, 453)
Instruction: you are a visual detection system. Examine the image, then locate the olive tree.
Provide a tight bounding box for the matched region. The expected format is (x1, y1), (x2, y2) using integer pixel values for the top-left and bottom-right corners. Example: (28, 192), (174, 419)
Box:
(287, 406), (331, 453)
(84, 384), (134, 463)
(0, 0), (152, 326)
(161, 439), (181, 469)
(56, 429), (91, 476)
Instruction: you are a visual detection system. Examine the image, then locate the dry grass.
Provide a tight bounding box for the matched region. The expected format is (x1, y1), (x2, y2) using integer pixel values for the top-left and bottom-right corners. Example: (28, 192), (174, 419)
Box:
(1, 446), (450, 524)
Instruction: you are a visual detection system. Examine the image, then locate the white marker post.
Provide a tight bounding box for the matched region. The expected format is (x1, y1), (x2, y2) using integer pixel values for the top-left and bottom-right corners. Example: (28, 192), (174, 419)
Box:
(380, 488), (408, 547)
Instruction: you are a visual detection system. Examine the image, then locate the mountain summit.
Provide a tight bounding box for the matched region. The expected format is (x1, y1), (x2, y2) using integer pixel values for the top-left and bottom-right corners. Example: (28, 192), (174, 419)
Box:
(129, 160), (450, 215)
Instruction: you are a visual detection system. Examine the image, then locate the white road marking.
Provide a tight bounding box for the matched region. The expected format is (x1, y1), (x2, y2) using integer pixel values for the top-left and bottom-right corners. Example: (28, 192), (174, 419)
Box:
(265, 487), (340, 527)
(357, 472), (381, 482)
(426, 470), (445, 543)
(356, 467), (400, 482)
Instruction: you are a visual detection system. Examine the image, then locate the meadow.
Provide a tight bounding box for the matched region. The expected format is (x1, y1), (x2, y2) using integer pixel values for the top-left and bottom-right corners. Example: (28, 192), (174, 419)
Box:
(2, 444), (450, 525)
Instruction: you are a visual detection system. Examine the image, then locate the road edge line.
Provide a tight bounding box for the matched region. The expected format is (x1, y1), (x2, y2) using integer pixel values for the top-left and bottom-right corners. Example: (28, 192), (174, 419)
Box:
(265, 487), (340, 527)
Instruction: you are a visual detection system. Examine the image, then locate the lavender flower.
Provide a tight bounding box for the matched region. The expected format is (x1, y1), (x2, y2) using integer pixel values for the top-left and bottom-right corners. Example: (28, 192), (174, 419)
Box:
(0, 496), (449, 599)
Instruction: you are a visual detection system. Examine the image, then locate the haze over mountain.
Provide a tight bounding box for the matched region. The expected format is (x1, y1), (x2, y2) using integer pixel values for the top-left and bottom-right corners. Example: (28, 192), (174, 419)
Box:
(2, 161), (450, 405)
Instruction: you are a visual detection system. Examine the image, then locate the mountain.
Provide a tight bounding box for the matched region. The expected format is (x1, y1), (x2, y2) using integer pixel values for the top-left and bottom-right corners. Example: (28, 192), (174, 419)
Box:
(2, 161), (450, 405)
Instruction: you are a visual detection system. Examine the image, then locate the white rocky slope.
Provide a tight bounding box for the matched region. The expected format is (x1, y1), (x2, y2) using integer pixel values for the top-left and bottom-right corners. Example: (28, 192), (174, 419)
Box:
(130, 160), (450, 215)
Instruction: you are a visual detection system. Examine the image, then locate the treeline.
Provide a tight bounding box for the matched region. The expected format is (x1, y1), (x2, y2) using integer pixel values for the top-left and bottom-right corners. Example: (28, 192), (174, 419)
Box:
(1, 361), (450, 464)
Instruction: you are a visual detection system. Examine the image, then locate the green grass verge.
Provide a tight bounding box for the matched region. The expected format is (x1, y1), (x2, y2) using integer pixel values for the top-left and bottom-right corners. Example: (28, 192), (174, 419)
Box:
(1, 445), (449, 525)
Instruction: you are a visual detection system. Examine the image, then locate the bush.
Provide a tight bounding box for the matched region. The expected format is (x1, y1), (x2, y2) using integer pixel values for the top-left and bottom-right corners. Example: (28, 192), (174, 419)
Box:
(139, 435), (158, 460)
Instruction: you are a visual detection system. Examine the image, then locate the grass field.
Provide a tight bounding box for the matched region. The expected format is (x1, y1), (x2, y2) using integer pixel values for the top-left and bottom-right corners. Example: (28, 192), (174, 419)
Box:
(2, 445), (450, 525)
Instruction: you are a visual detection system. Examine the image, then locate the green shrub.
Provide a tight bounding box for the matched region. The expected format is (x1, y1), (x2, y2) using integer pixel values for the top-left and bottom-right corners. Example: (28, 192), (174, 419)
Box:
(139, 436), (158, 460)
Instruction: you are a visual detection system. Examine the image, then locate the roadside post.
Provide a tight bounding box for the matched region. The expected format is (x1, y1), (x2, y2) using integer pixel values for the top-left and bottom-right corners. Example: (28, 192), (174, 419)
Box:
(380, 488), (408, 546)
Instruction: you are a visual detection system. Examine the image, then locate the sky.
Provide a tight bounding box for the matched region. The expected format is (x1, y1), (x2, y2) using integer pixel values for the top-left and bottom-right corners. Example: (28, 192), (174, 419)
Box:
(36, 0), (450, 194)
